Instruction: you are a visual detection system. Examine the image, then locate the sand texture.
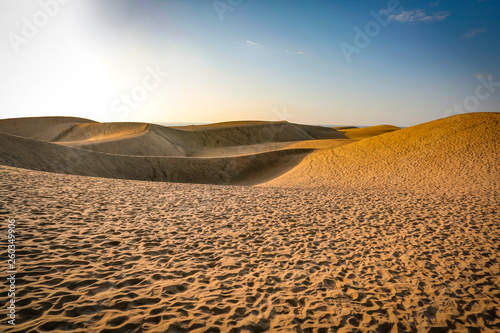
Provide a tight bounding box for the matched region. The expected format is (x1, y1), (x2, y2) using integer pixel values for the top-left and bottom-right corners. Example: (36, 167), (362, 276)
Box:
(1, 165), (499, 332)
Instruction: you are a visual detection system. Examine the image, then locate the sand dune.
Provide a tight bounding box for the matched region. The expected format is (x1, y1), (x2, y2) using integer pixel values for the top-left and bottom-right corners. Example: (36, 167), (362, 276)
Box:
(265, 112), (500, 192)
(0, 118), (348, 157)
(338, 124), (400, 139)
(63, 121), (347, 156)
(0, 116), (96, 141)
(53, 121), (330, 149)
(171, 120), (288, 130)
(0, 131), (312, 185)
(2, 114), (498, 189)
(53, 122), (150, 143)
(0, 117), (363, 184)
(54, 123), (187, 157)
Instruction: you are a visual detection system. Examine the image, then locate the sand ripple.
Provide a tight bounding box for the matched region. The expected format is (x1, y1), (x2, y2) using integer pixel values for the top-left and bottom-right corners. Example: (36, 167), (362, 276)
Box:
(1, 165), (499, 332)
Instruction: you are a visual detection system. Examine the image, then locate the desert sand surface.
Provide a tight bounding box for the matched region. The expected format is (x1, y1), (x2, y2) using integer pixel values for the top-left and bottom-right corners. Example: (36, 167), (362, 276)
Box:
(1, 165), (499, 332)
(0, 113), (499, 332)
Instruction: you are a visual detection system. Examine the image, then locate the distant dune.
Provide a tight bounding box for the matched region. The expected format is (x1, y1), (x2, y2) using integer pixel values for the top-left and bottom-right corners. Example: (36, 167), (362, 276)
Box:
(0, 117), (350, 155)
(0, 131), (314, 185)
(264, 112), (500, 192)
(0, 113), (498, 190)
(0, 116), (96, 141)
(0, 117), (368, 185)
(338, 124), (400, 139)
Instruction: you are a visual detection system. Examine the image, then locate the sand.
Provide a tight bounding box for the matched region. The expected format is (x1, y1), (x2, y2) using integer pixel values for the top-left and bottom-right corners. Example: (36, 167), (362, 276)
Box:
(0, 118), (368, 185)
(265, 113), (500, 192)
(337, 125), (400, 140)
(0, 113), (499, 332)
(1, 165), (499, 332)
(0, 118), (349, 157)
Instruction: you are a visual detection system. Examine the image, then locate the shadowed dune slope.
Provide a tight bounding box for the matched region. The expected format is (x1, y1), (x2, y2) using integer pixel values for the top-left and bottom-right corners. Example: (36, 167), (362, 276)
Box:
(151, 122), (346, 149)
(52, 123), (187, 156)
(0, 117), (347, 156)
(172, 120), (358, 140)
(0, 132), (311, 185)
(52, 122), (150, 142)
(264, 113), (500, 192)
(171, 120), (286, 130)
(0, 116), (96, 141)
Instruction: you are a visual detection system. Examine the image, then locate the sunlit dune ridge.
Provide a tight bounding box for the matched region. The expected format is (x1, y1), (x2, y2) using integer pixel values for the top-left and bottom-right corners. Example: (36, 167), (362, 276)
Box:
(264, 112), (500, 193)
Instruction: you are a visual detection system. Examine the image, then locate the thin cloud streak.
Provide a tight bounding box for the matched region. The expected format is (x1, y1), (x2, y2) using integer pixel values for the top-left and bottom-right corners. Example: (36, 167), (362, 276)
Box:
(388, 9), (451, 22)
(462, 29), (487, 39)
(243, 40), (259, 47)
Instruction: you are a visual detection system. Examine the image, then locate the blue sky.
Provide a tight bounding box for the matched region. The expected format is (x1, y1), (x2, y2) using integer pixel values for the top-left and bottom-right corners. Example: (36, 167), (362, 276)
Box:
(1, 0), (499, 126)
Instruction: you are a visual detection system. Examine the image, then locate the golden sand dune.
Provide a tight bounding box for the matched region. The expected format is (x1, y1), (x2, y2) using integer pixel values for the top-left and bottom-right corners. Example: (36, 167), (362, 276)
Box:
(1, 165), (499, 332)
(265, 113), (500, 192)
(338, 124), (400, 139)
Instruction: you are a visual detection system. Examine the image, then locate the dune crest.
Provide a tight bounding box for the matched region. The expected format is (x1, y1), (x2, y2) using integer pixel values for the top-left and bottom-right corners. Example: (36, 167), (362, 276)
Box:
(0, 116), (96, 141)
(263, 112), (500, 192)
(338, 124), (400, 139)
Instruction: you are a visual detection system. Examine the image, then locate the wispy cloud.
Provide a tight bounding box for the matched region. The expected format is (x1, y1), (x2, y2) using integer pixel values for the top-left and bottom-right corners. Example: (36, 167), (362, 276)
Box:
(388, 9), (451, 22)
(462, 29), (487, 39)
(243, 40), (259, 47)
(285, 50), (305, 55)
